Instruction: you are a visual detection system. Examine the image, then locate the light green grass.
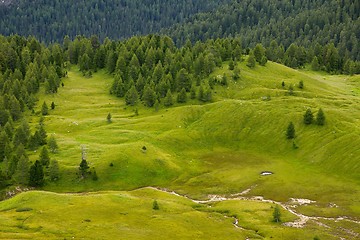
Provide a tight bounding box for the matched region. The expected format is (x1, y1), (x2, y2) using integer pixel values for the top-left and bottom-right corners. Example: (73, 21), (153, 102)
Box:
(8, 62), (359, 239)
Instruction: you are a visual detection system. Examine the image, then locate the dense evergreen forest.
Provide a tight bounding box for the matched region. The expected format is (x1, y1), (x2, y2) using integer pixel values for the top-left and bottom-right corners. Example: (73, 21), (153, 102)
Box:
(0, 0), (360, 189)
(0, 0), (230, 42)
(164, 0), (360, 64)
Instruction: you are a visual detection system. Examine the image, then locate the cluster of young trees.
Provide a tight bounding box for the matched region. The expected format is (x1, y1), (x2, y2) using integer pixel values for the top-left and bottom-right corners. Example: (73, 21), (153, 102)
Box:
(65, 35), (243, 107)
(0, 35), (63, 188)
(0, 0), (230, 42)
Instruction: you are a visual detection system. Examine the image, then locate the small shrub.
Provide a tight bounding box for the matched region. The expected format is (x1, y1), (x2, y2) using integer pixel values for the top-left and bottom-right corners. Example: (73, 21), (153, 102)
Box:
(16, 207), (33, 212)
(153, 200), (159, 210)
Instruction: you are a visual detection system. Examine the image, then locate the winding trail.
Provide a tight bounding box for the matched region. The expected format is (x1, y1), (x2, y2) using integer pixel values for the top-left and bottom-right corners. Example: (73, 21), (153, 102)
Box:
(148, 186), (360, 238)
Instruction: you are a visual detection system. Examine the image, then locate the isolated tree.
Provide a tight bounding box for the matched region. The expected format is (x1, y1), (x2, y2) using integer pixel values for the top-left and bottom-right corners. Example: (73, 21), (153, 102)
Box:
(41, 101), (48, 115)
(49, 159), (60, 181)
(92, 168), (98, 181)
(303, 109), (313, 125)
(29, 160), (44, 187)
(38, 122), (47, 145)
(298, 80), (304, 89)
(281, 81), (285, 88)
(39, 146), (50, 167)
(79, 159), (89, 177)
(286, 122), (295, 139)
(51, 101), (55, 110)
(153, 200), (159, 210)
(48, 135), (58, 153)
(316, 108), (325, 126)
(107, 113), (112, 123)
(273, 205), (281, 222)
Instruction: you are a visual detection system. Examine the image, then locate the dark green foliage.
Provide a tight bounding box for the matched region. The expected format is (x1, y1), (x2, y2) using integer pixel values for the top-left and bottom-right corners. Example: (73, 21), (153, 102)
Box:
(125, 86), (139, 106)
(228, 59), (235, 70)
(79, 159), (90, 177)
(304, 109), (314, 125)
(177, 88), (187, 103)
(246, 51), (256, 68)
(311, 57), (320, 71)
(41, 101), (48, 116)
(48, 135), (58, 153)
(286, 122), (295, 139)
(14, 155), (29, 185)
(39, 146), (50, 167)
(51, 101), (55, 110)
(29, 160), (44, 187)
(298, 80), (304, 89)
(254, 44), (266, 63)
(49, 159), (60, 181)
(164, 90), (173, 107)
(281, 81), (285, 88)
(153, 200), (159, 210)
(107, 113), (112, 123)
(92, 169), (98, 181)
(232, 67), (240, 81)
(272, 205), (281, 223)
(313, 236), (320, 240)
(142, 85), (157, 107)
(316, 108), (325, 126)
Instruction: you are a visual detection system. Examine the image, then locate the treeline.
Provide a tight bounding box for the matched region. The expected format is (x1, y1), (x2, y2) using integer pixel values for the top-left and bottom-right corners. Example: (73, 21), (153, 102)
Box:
(164, 0), (360, 62)
(69, 34), (242, 106)
(0, 0), (230, 43)
(0, 35), (63, 189)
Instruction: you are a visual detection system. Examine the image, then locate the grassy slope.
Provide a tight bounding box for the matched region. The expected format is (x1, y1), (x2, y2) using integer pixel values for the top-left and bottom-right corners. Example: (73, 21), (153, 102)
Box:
(1, 62), (359, 239)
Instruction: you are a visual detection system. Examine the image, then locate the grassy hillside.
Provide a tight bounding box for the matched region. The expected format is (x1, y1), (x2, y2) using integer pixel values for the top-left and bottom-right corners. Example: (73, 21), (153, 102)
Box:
(4, 61), (358, 239)
(0, 188), (346, 240)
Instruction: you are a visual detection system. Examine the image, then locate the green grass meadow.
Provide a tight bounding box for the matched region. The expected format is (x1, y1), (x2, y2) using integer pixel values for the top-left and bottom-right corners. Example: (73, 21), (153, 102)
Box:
(1, 61), (359, 239)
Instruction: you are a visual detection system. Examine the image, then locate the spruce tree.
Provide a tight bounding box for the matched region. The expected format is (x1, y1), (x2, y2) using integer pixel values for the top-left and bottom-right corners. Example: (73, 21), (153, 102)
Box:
(246, 51), (256, 68)
(29, 160), (44, 187)
(14, 155), (29, 185)
(177, 88), (187, 103)
(48, 135), (58, 153)
(107, 113), (112, 123)
(79, 159), (89, 178)
(51, 101), (55, 110)
(164, 90), (173, 107)
(303, 109), (313, 125)
(39, 146), (50, 167)
(273, 205), (281, 223)
(286, 122), (295, 139)
(41, 101), (48, 115)
(49, 159), (60, 181)
(316, 108), (325, 126)
(125, 86), (139, 106)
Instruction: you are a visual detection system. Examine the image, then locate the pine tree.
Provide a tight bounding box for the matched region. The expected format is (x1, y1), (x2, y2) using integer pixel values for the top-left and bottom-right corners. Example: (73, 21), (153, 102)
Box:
(298, 80), (304, 89)
(39, 146), (50, 167)
(286, 122), (295, 139)
(125, 86), (139, 106)
(107, 113), (112, 123)
(14, 155), (30, 185)
(316, 108), (325, 126)
(41, 101), (48, 115)
(48, 135), (58, 153)
(190, 85), (197, 99)
(29, 160), (44, 187)
(273, 205), (281, 223)
(177, 88), (187, 103)
(142, 85), (156, 107)
(246, 51), (256, 68)
(164, 90), (173, 106)
(288, 84), (294, 96)
(79, 159), (89, 177)
(303, 109), (313, 125)
(49, 159), (60, 181)
(153, 200), (159, 210)
(51, 101), (55, 110)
